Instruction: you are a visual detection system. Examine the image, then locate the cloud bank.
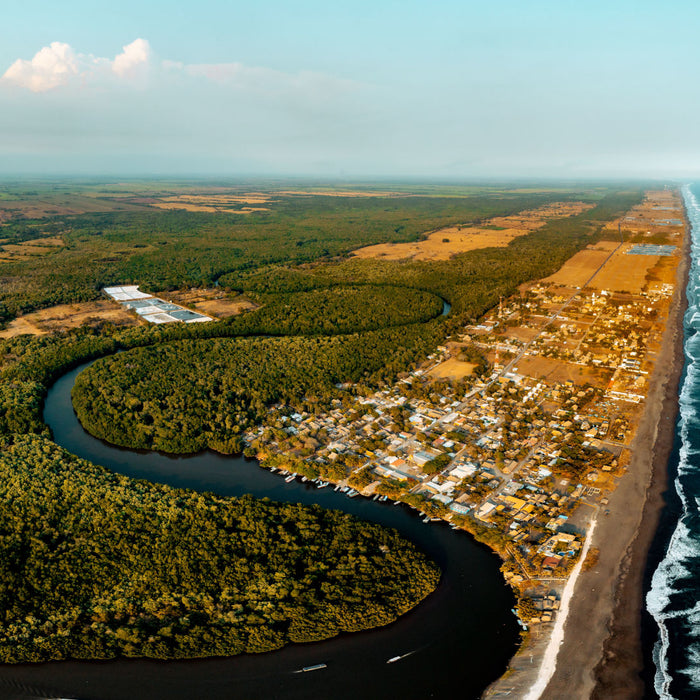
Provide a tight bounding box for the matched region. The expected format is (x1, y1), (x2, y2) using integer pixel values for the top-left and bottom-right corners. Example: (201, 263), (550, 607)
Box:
(3, 42), (79, 92)
(1, 39), (150, 92)
(1, 38), (352, 98)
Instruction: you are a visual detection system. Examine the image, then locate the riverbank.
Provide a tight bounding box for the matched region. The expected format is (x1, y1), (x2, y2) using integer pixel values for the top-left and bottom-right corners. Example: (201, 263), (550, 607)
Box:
(484, 191), (689, 699)
(32, 360), (520, 700)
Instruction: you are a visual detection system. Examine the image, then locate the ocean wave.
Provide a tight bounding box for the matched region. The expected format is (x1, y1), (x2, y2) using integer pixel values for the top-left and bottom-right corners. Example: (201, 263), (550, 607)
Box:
(648, 516), (699, 699)
(679, 643), (700, 690)
(649, 183), (700, 697)
(648, 521), (695, 618)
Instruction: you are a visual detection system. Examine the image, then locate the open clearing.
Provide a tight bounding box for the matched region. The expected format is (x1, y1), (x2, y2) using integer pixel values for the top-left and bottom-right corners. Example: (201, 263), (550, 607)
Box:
(161, 289), (258, 318)
(545, 189), (684, 293)
(0, 236), (64, 262)
(513, 355), (614, 389)
(277, 189), (405, 197)
(0, 194), (146, 222)
(586, 245), (666, 293)
(0, 301), (139, 338)
(428, 357), (477, 380)
(145, 193), (272, 214)
(543, 241), (673, 294)
(601, 189), (685, 242)
(351, 201), (593, 261)
(540, 240), (619, 288)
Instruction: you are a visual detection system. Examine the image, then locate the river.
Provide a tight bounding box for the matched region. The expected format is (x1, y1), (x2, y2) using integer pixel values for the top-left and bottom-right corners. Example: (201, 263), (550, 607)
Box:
(0, 357), (518, 700)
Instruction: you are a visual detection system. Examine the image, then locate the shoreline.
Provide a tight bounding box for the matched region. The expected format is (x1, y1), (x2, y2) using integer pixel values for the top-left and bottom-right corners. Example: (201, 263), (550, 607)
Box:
(588, 198), (690, 698)
(483, 192), (689, 699)
(539, 199), (689, 697)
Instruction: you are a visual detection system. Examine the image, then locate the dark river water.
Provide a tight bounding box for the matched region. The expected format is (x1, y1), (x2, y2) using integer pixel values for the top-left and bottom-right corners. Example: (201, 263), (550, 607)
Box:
(0, 359), (518, 700)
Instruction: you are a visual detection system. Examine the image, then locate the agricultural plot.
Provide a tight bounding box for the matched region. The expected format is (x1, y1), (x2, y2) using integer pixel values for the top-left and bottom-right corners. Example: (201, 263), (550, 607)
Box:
(0, 301), (138, 338)
(544, 241), (677, 294)
(543, 241), (619, 288)
(351, 201), (594, 261)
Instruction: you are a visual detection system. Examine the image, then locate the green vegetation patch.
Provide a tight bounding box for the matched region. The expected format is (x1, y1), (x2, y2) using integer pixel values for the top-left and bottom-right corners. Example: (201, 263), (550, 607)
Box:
(0, 192), (562, 323)
(246, 285), (444, 335)
(0, 435), (440, 662)
(72, 327), (443, 454)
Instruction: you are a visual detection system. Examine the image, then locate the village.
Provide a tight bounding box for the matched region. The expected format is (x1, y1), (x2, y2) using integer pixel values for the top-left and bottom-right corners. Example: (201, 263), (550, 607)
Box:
(242, 190), (684, 629)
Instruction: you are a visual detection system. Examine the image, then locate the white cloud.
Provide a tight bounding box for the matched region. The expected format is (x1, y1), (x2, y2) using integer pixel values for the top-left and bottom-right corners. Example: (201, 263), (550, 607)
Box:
(1, 38), (357, 106)
(112, 39), (150, 78)
(2, 42), (79, 92)
(2, 39), (152, 92)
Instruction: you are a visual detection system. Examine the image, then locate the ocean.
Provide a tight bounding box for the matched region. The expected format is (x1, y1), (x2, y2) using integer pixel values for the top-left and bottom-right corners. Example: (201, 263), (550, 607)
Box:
(647, 183), (700, 699)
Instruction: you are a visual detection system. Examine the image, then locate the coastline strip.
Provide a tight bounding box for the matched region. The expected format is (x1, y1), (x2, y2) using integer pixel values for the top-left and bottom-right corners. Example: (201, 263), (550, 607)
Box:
(523, 517), (598, 700)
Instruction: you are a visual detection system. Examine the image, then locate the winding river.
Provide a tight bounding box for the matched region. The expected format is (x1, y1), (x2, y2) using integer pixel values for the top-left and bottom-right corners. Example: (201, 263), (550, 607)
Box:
(0, 355), (518, 700)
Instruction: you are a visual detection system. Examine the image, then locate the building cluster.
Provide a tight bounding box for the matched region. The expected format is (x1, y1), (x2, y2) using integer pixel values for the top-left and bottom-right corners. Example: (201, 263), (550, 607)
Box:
(242, 267), (674, 629)
(103, 286), (212, 324)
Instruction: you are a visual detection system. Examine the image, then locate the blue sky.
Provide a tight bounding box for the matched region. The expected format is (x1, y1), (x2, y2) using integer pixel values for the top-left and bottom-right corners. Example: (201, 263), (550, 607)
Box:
(2, 0), (699, 178)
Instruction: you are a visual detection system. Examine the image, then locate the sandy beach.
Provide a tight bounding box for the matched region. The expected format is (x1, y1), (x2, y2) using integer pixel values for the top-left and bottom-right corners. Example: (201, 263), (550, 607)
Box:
(484, 198), (689, 700)
(537, 210), (690, 699)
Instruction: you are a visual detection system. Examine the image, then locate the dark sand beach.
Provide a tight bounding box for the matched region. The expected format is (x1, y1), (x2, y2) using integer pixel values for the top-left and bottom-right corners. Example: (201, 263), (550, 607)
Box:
(539, 216), (689, 699)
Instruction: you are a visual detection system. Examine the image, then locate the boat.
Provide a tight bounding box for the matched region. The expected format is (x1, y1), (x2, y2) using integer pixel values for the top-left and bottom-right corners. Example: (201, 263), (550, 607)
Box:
(301, 476), (308, 482)
(386, 651), (414, 663)
(269, 466), (277, 473)
(372, 494), (380, 501)
(380, 495), (388, 502)
(300, 663), (327, 672)
(284, 473), (297, 483)
(334, 484), (341, 492)
(347, 489), (358, 498)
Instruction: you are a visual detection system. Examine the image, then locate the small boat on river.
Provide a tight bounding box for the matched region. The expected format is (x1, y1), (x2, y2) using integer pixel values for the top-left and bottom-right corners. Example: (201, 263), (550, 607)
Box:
(293, 663), (328, 673)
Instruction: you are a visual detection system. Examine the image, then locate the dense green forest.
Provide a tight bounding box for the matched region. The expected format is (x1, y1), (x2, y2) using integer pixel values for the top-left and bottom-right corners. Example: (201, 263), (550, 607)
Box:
(63, 188), (643, 456)
(243, 285), (444, 335)
(0, 188), (617, 323)
(71, 328), (444, 454)
(0, 181), (645, 663)
(0, 435), (439, 662)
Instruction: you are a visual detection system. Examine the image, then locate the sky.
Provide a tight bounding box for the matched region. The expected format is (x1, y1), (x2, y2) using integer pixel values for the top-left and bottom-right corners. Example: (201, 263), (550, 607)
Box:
(1, 0), (700, 179)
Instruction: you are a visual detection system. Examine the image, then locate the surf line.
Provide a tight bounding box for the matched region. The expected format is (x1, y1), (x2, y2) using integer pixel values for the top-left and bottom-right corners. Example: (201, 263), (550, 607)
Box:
(522, 516), (598, 700)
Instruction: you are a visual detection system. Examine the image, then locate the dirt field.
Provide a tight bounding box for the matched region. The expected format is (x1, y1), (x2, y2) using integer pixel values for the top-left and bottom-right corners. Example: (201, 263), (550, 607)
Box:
(0, 301), (139, 338)
(352, 201), (593, 262)
(428, 358), (477, 380)
(542, 241), (619, 288)
(162, 289), (258, 318)
(0, 194), (144, 221)
(602, 189), (685, 240)
(588, 246), (666, 293)
(646, 254), (680, 291)
(544, 241), (674, 294)
(0, 236), (64, 262)
(145, 194), (271, 214)
(545, 189), (685, 293)
(277, 190), (404, 197)
(514, 355), (614, 389)
(150, 202), (269, 214)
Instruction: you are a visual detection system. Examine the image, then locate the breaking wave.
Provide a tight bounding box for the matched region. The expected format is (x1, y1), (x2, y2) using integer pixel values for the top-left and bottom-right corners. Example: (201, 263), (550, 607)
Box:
(647, 183), (700, 699)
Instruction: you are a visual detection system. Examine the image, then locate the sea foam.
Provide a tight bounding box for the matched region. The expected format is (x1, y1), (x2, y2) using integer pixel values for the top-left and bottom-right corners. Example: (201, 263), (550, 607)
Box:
(647, 183), (700, 699)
